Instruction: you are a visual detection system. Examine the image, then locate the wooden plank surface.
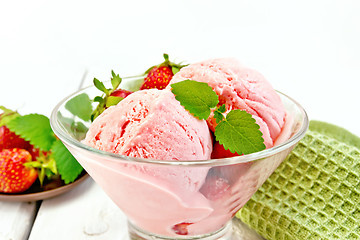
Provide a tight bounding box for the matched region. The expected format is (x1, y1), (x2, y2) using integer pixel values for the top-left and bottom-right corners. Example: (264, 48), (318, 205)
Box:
(0, 201), (38, 240)
(28, 178), (129, 240)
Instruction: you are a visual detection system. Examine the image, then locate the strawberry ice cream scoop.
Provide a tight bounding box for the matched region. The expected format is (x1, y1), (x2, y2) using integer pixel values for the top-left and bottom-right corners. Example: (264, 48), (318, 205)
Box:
(169, 58), (286, 148)
(82, 89), (214, 235)
(83, 88), (213, 160)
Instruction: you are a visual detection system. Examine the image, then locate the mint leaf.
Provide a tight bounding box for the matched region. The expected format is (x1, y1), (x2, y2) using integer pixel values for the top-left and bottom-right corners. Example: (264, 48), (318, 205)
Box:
(214, 109), (224, 124)
(171, 80), (218, 119)
(51, 140), (83, 184)
(7, 114), (56, 151)
(214, 110), (265, 155)
(218, 104), (226, 113)
(214, 104), (226, 123)
(65, 93), (92, 121)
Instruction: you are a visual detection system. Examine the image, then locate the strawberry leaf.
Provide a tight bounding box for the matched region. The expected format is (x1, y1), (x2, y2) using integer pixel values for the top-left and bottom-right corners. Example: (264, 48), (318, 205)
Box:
(65, 93), (92, 121)
(93, 78), (109, 94)
(106, 96), (123, 107)
(57, 112), (88, 140)
(171, 80), (219, 120)
(7, 114), (56, 151)
(214, 110), (265, 155)
(51, 139), (83, 184)
(111, 70), (122, 89)
(0, 106), (20, 127)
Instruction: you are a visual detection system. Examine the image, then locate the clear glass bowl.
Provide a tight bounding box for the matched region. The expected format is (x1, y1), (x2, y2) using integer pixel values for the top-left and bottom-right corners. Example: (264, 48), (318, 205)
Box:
(50, 80), (308, 240)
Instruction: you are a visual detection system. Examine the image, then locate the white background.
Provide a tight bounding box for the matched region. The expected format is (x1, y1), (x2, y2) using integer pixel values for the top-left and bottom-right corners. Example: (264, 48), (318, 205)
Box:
(1, 0), (359, 136)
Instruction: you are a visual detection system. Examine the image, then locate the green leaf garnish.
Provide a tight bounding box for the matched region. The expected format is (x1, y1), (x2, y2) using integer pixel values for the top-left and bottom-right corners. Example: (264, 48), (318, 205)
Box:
(171, 80), (219, 120)
(7, 114), (56, 151)
(215, 110), (266, 155)
(214, 104), (226, 123)
(171, 80), (265, 155)
(51, 140), (83, 184)
(65, 93), (92, 121)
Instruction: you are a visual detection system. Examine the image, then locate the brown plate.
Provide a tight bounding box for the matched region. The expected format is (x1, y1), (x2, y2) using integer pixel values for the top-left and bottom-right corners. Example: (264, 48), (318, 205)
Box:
(0, 173), (89, 202)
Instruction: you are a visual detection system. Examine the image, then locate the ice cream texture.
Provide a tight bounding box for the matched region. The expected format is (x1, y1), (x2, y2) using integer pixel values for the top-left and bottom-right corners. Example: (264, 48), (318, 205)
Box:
(169, 58), (286, 148)
(82, 88), (214, 235)
(80, 57), (291, 236)
(84, 88), (212, 160)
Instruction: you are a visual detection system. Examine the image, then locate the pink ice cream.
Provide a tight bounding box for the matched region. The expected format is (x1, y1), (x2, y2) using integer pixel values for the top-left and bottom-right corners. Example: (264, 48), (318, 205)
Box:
(169, 58), (286, 148)
(78, 58), (291, 237)
(82, 88), (215, 236)
(84, 88), (212, 160)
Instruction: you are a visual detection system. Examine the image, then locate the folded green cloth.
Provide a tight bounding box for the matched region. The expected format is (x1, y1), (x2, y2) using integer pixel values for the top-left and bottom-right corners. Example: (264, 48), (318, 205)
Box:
(236, 120), (360, 239)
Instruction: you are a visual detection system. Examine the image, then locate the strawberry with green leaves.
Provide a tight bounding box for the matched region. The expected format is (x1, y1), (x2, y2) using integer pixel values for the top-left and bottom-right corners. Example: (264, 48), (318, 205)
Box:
(0, 106), (83, 193)
(90, 71), (134, 121)
(0, 125), (31, 151)
(140, 53), (187, 90)
(0, 106), (30, 151)
(0, 148), (38, 193)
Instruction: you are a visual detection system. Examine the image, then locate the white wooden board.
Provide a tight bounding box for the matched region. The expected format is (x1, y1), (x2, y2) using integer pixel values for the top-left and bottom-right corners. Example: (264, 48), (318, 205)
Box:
(0, 201), (38, 240)
(28, 178), (128, 240)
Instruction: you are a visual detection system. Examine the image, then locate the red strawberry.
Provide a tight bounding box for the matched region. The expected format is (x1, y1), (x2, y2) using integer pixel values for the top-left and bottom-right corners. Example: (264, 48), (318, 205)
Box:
(0, 125), (31, 151)
(199, 176), (231, 201)
(172, 222), (193, 235)
(0, 148), (38, 193)
(0, 106), (30, 151)
(211, 142), (240, 159)
(110, 88), (133, 98)
(140, 53), (187, 90)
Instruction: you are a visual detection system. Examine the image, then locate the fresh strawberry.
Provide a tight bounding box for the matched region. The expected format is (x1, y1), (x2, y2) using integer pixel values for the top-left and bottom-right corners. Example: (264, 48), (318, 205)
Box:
(91, 71), (134, 121)
(0, 125), (31, 151)
(199, 176), (231, 201)
(0, 107), (31, 151)
(110, 88), (133, 98)
(172, 222), (193, 235)
(0, 148), (38, 193)
(140, 53), (187, 90)
(211, 142), (240, 159)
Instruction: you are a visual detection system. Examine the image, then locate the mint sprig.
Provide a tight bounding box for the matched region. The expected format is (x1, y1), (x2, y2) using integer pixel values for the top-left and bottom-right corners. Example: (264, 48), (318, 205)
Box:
(171, 80), (266, 155)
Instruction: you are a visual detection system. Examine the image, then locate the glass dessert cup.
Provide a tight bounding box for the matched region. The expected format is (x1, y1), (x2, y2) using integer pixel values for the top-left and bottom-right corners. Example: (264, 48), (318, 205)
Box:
(50, 80), (308, 240)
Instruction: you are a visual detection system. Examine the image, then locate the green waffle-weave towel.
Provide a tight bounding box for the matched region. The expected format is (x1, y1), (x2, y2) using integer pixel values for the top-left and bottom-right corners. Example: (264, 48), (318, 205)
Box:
(236, 120), (360, 239)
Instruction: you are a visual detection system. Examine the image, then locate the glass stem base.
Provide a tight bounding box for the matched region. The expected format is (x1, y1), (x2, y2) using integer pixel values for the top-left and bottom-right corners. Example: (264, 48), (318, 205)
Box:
(128, 221), (233, 240)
